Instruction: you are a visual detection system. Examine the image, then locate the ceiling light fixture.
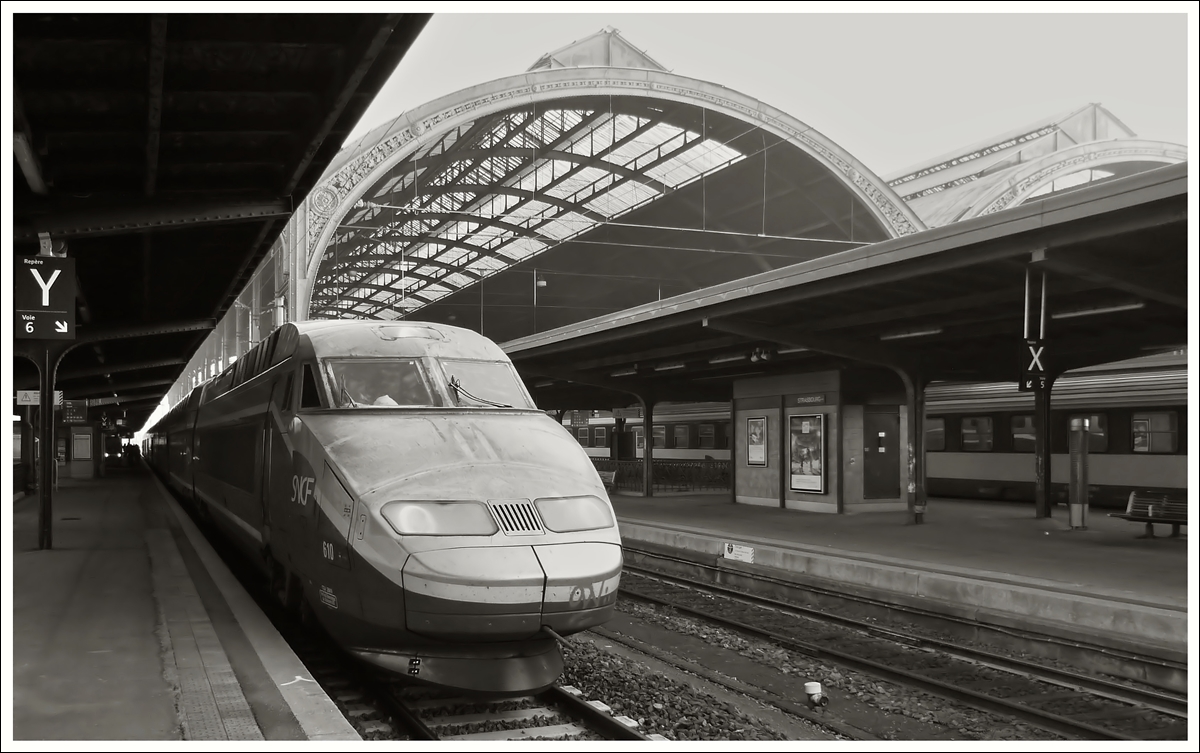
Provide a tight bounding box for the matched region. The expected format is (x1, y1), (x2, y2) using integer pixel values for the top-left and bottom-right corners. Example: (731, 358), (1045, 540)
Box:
(654, 362), (686, 371)
(610, 367), (637, 377)
(1051, 301), (1145, 320)
(880, 327), (943, 341)
(708, 353), (746, 365)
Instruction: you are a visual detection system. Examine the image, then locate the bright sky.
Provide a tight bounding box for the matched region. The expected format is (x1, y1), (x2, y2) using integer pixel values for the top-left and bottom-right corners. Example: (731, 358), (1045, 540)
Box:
(345, 8), (1193, 179)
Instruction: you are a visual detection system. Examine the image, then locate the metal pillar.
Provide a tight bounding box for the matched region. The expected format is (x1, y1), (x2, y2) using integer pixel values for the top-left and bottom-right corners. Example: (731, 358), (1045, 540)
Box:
(32, 343), (69, 550)
(896, 369), (927, 525)
(1033, 375), (1055, 518)
(1068, 417), (1090, 530)
(640, 396), (655, 497)
(612, 417), (625, 461)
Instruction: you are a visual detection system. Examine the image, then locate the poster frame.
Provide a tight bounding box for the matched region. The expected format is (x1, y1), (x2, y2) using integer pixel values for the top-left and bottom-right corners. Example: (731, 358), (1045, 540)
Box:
(746, 416), (767, 467)
(789, 413), (825, 494)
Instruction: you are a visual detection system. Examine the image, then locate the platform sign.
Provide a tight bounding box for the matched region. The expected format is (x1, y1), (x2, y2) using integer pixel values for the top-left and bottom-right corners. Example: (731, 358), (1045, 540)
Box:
(62, 400), (88, 424)
(1018, 338), (1047, 392)
(613, 407), (643, 420)
(15, 255), (76, 340)
(569, 410), (590, 427)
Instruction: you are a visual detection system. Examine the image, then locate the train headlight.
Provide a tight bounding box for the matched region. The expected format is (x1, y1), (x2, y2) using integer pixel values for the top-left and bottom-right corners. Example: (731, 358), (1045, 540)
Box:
(380, 501), (499, 536)
(534, 495), (614, 533)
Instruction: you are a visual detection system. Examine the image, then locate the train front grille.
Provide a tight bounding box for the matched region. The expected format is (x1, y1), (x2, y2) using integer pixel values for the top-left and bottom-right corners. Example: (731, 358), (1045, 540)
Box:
(487, 500), (544, 536)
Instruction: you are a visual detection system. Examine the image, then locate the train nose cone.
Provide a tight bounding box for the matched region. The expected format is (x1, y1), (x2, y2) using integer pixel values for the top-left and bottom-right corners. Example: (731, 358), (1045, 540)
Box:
(401, 542), (622, 641)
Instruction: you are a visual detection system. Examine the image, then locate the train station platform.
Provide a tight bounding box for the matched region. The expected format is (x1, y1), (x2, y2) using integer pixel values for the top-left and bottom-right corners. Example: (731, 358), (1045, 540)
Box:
(610, 492), (1188, 671)
(9, 466), (358, 742)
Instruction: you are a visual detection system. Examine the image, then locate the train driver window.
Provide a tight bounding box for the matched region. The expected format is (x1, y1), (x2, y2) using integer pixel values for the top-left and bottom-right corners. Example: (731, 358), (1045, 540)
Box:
(1010, 415), (1036, 452)
(300, 364), (324, 409)
(1131, 411), (1177, 453)
(925, 417), (946, 451)
(441, 359), (534, 409)
(327, 360), (437, 408)
(961, 416), (993, 451)
(1068, 413), (1108, 453)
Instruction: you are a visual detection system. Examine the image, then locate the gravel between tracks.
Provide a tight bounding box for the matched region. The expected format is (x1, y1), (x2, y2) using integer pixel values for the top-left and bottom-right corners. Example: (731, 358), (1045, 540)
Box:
(617, 599), (1065, 741)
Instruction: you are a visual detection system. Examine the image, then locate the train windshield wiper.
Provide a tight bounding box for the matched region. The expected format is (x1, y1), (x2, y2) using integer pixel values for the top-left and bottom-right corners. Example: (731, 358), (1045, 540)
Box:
(448, 374), (512, 408)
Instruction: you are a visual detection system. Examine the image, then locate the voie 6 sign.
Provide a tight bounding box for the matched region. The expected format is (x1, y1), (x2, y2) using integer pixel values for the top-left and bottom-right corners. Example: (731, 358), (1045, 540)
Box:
(15, 255), (76, 340)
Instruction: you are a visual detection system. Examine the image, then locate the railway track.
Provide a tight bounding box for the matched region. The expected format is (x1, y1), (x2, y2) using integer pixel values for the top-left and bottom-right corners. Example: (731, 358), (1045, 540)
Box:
(381, 684), (655, 741)
(619, 563), (1187, 741)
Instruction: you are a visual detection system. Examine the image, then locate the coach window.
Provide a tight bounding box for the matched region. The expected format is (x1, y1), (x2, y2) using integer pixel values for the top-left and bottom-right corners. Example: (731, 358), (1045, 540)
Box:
(699, 424), (716, 450)
(576, 428), (590, 446)
(1010, 415), (1036, 452)
(1131, 411), (1177, 453)
(634, 427), (645, 450)
(925, 417), (946, 451)
(1068, 412), (1108, 453)
(961, 416), (993, 451)
(300, 364), (324, 409)
(673, 424), (690, 449)
(652, 425), (667, 449)
(594, 426), (608, 448)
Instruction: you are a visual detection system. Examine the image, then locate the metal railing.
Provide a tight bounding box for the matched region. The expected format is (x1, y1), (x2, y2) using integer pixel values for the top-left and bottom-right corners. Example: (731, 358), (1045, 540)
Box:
(591, 458), (730, 492)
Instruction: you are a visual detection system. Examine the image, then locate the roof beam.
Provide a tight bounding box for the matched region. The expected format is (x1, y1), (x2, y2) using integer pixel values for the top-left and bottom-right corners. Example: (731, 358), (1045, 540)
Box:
(283, 14), (406, 195)
(58, 357), (187, 381)
(324, 251), (484, 281)
(703, 316), (911, 370)
(1029, 248), (1186, 310)
(13, 85), (48, 195)
(144, 14), (168, 197)
(76, 318), (216, 345)
(67, 377), (176, 398)
(14, 197), (292, 240)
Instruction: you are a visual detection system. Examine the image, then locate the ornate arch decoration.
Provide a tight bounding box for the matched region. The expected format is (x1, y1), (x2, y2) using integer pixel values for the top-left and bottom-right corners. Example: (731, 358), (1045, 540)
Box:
(963, 139), (1187, 220)
(297, 67), (925, 320)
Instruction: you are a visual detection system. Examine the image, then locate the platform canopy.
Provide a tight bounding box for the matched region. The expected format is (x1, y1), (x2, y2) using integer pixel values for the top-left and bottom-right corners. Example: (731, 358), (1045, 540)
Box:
(12, 12), (430, 432)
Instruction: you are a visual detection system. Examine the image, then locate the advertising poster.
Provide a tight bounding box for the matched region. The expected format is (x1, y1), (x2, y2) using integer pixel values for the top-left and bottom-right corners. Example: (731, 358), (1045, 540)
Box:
(747, 417), (766, 466)
(789, 414), (825, 493)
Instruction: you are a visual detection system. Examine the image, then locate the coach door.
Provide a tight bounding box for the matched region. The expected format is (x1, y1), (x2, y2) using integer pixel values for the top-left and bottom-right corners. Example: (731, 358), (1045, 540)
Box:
(264, 371), (297, 546)
(863, 408), (900, 499)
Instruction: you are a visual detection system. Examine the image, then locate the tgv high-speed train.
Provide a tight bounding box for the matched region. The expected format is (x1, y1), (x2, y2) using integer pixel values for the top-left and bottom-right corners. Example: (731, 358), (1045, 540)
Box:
(146, 320), (622, 695)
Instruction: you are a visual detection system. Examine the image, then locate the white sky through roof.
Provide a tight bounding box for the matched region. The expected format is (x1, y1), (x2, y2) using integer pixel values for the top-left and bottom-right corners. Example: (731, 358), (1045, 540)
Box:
(344, 7), (1190, 179)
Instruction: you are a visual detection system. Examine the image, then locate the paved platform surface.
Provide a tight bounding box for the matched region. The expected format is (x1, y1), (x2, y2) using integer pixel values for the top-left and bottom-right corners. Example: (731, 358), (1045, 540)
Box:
(10, 465), (357, 742)
(610, 492), (1189, 657)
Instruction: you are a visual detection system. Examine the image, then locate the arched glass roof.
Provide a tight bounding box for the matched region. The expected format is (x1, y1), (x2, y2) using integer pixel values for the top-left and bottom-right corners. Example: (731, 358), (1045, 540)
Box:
(309, 94), (893, 338)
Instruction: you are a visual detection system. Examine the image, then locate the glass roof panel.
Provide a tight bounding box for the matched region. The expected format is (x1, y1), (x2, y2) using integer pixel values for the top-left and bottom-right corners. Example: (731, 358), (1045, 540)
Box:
(584, 180), (661, 216)
(498, 237), (547, 261)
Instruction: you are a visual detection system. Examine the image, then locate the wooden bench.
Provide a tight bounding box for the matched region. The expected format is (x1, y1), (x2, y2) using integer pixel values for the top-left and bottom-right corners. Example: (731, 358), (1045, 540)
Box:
(597, 470), (616, 495)
(1108, 491), (1187, 538)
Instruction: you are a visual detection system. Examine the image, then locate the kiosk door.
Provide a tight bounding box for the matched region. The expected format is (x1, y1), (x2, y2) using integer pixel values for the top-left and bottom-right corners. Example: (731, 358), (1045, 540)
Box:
(863, 409), (900, 499)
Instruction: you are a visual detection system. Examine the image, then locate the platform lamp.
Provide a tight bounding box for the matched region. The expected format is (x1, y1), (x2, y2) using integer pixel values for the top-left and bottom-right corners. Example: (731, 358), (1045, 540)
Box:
(533, 270), (548, 331)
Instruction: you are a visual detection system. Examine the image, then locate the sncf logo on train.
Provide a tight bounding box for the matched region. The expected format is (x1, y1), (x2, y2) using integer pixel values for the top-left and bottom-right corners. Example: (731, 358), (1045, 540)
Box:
(291, 475), (315, 507)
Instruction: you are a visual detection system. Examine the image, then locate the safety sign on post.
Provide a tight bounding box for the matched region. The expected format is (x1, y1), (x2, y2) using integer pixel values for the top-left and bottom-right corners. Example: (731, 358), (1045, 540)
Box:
(15, 255), (76, 340)
(16, 390), (63, 406)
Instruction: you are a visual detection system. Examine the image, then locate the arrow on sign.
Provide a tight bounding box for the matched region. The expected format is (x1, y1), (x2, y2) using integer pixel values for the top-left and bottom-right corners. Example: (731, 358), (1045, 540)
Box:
(55, 321), (68, 333)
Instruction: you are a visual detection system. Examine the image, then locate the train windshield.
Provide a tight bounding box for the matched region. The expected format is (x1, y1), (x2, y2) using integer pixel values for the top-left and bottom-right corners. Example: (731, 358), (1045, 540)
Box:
(326, 359), (442, 408)
(440, 359), (534, 410)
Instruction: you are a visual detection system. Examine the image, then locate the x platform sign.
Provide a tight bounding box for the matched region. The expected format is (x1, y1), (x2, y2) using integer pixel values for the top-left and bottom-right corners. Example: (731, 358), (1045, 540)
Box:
(1019, 338), (1047, 392)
